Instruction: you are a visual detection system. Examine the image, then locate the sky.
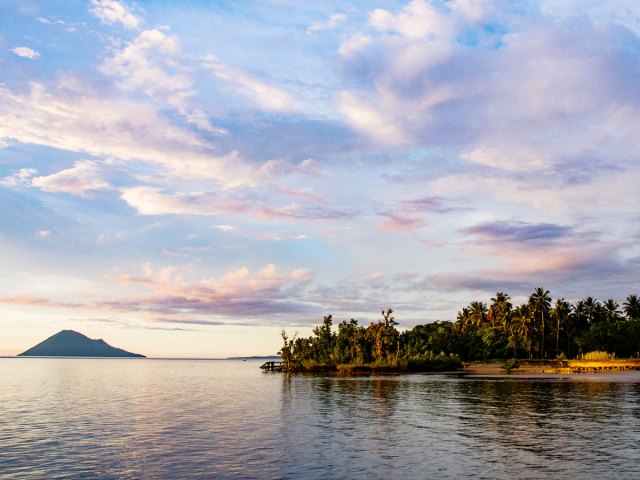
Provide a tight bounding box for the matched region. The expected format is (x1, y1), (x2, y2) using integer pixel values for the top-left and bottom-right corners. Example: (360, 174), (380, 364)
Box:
(1, 0), (640, 357)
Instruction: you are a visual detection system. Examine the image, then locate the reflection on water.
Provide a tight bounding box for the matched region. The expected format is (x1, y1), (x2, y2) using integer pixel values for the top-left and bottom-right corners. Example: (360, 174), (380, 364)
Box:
(2, 359), (640, 479)
(278, 373), (640, 479)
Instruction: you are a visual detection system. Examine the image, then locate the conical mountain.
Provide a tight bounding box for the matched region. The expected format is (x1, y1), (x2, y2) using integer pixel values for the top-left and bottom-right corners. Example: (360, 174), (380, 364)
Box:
(18, 330), (145, 357)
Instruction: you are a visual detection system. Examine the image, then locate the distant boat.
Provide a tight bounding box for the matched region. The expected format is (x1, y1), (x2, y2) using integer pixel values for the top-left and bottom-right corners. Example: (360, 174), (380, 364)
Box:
(18, 330), (145, 358)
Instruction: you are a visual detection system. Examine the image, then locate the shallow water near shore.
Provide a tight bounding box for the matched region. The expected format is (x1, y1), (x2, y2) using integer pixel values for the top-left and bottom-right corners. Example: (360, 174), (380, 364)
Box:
(2, 358), (640, 479)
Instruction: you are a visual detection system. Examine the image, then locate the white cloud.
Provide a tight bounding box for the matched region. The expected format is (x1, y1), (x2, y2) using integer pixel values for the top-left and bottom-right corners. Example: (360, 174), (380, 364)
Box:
(368, 0), (454, 39)
(207, 61), (299, 112)
(31, 160), (111, 197)
(100, 29), (190, 97)
(0, 83), (250, 185)
(1, 168), (37, 186)
(338, 92), (410, 145)
(120, 187), (249, 216)
(461, 146), (549, 172)
(89, 0), (140, 30)
(338, 33), (373, 56)
(11, 47), (40, 59)
(185, 109), (229, 136)
(101, 28), (229, 138)
(308, 13), (347, 33)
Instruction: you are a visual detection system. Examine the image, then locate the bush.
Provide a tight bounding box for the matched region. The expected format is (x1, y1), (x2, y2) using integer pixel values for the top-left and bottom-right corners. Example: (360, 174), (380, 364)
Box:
(301, 359), (336, 372)
(501, 358), (520, 374)
(406, 352), (462, 372)
(579, 351), (615, 361)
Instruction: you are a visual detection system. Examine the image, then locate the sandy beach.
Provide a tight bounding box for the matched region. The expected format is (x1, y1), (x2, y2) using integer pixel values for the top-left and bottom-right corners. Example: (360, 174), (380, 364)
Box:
(462, 359), (640, 375)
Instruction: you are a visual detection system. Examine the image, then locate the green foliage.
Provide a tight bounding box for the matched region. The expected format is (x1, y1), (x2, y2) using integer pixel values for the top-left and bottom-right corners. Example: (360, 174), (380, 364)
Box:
(405, 352), (463, 372)
(278, 290), (640, 372)
(501, 358), (520, 374)
(579, 351), (615, 361)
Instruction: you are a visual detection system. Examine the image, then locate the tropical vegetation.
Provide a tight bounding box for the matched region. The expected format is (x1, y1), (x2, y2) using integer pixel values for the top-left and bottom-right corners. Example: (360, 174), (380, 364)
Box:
(278, 289), (640, 373)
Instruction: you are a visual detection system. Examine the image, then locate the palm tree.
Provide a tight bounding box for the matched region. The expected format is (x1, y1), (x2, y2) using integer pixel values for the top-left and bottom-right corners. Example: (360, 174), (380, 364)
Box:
(530, 287), (551, 359)
(583, 296), (601, 324)
(551, 298), (572, 357)
(488, 292), (512, 330)
(455, 307), (471, 333)
(623, 294), (640, 321)
(511, 304), (533, 358)
(469, 301), (488, 328)
(603, 299), (622, 324)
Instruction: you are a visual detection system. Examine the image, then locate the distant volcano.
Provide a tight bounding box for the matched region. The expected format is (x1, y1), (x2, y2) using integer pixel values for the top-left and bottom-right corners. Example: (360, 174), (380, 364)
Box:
(18, 330), (145, 358)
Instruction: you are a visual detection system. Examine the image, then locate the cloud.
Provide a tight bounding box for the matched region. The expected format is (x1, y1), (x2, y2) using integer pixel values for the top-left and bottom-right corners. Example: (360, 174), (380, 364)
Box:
(0, 262), (318, 322)
(425, 242), (639, 302)
(120, 187), (250, 216)
(254, 203), (351, 221)
(89, 0), (140, 30)
(378, 196), (455, 232)
(115, 263), (317, 317)
(336, 0), (640, 173)
(100, 28), (190, 97)
(338, 33), (373, 56)
(461, 221), (574, 245)
(11, 47), (40, 59)
(368, 0), (456, 39)
(307, 13), (347, 33)
(207, 61), (299, 112)
(100, 28), (230, 135)
(338, 92), (410, 145)
(455, 220), (617, 280)
(1, 168), (38, 186)
(0, 83), (249, 185)
(379, 213), (426, 232)
(185, 109), (229, 136)
(461, 147), (549, 172)
(31, 161), (111, 197)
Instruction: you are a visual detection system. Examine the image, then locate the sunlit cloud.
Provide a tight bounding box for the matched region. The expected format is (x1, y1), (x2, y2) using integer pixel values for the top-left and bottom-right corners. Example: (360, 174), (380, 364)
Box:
(0, 83), (249, 185)
(206, 60), (300, 112)
(379, 211), (427, 232)
(114, 263), (317, 318)
(89, 0), (141, 30)
(338, 92), (410, 145)
(100, 28), (189, 97)
(31, 160), (111, 197)
(11, 47), (40, 59)
(120, 187), (250, 216)
(1, 168), (38, 186)
(254, 203), (351, 221)
(307, 13), (347, 33)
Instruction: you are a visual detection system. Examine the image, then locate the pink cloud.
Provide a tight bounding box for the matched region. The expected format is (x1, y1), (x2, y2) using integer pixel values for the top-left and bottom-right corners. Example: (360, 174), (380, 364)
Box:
(379, 214), (426, 232)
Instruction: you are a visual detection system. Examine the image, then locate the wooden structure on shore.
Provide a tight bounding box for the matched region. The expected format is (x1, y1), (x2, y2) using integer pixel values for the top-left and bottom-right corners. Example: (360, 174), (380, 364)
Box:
(550, 360), (640, 375)
(260, 361), (284, 371)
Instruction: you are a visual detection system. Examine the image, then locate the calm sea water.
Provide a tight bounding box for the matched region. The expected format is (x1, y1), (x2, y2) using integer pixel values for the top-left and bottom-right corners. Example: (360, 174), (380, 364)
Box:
(2, 358), (640, 479)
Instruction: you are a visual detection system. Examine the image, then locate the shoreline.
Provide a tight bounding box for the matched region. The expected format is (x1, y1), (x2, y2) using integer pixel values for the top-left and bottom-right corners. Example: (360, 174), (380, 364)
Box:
(462, 359), (640, 376)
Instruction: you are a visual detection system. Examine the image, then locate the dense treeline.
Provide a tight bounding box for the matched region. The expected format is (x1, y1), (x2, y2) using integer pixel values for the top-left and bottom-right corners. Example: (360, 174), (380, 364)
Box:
(453, 289), (640, 360)
(279, 308), (462, 373)
(278, 289), (640, 372)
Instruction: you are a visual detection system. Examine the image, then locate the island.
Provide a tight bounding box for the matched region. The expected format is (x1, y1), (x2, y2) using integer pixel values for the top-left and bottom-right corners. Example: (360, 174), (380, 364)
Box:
(274, 289), (640, 374)
(18, 330), (145, 358)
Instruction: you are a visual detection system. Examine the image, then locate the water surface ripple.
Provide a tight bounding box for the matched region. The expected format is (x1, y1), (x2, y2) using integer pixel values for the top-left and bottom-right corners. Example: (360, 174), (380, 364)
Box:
(1, 358), (640, 479)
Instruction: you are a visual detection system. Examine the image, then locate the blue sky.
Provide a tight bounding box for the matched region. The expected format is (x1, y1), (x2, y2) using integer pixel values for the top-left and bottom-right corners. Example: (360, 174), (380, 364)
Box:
(1, 0), (640, 357)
